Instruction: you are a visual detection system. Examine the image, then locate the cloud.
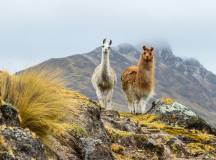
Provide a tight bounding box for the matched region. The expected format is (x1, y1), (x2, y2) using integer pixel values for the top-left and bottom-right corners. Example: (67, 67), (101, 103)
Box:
(0, 0), (216, 73)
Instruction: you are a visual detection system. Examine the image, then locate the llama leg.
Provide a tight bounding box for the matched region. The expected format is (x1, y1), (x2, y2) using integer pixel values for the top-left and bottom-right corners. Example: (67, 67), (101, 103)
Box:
(135, 100), (142, 114)
(96, 88), (104, 107)
(128, 102), (133, 113)
(133, 100), (138, 114)
(106, 90), (113, 110)
(101, 92), (107, 108)
(132, 100), (136, 114)
(140, 97), (151, 114)
(141, 100), (148, 114)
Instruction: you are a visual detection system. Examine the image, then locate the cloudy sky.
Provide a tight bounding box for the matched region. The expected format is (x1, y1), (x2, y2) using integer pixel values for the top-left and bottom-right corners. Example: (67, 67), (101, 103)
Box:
(0, 0), (216, 73)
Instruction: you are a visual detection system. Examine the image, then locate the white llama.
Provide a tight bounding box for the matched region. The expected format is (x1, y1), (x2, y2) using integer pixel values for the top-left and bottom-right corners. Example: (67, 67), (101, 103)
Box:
(91, 38), (117, 109)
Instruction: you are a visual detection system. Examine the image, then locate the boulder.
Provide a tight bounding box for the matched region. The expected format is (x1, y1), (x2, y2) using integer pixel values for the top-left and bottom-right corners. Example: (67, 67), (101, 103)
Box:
(149, 99), (216, 134)
(0, 104), (20, 127)
(0, 103), (48, 160)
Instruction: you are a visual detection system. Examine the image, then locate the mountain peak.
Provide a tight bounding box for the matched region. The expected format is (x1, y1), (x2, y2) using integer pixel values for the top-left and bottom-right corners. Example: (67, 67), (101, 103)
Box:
(114, 43), (137, 54)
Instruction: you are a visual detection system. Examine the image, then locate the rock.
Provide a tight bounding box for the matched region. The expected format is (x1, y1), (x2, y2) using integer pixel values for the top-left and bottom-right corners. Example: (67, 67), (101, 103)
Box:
(0, 104), (20, 127)
(0, 126), (46, 160)
(43, 100), (113, 160)
(81, 137), (113, 160)
(101, 110), (139, 132)
(78, 104), (113, 160)
(102, 104), (216, 159)
(0, 103), (48, 160)
(149, 99), (216, 135)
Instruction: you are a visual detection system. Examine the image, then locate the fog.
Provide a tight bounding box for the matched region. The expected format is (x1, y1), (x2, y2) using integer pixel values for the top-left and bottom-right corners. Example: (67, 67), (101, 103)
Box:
(0, 0), (216, 73)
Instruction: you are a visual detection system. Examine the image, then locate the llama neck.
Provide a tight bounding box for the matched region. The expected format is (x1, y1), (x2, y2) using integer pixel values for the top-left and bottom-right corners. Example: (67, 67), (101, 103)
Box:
(101, 51), (110, 73)
(136, 57), (154, 84)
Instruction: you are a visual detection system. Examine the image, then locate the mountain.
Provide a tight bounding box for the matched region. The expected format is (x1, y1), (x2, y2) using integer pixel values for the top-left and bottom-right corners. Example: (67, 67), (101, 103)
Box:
(24, 43), (216, 126)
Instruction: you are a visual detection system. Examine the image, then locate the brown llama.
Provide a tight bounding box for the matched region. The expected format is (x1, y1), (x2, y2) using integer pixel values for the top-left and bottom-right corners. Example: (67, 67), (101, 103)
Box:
(121, 46), (155, 114)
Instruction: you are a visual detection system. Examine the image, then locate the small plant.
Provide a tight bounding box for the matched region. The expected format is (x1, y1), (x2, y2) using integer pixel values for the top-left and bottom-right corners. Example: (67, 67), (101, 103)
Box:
(111, 143), (125, 154)
(161, 97), (174, 105)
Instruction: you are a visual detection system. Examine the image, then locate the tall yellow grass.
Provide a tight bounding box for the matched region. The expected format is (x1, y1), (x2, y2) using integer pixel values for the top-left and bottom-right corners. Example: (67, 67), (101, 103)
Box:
(0, 70), (71, 139)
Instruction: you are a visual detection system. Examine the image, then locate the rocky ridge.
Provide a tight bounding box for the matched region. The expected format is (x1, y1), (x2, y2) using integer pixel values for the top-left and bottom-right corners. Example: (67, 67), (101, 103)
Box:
(0, 95), (216, 160)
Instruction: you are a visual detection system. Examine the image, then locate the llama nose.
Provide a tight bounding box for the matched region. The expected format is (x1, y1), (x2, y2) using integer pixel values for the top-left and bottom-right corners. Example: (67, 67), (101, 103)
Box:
(146, 56), (150, 61)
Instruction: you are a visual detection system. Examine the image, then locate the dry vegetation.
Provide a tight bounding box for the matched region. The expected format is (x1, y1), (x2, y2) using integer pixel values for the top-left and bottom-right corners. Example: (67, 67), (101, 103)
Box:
(0, 70), (87, 145)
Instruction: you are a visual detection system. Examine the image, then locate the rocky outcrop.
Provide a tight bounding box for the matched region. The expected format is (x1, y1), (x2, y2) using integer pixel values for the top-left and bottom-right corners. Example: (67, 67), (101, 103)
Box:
(149, 99), (216, 135)
(0, 103), (48, 160)
(102, 106), (216, 159)
(1, 97), (216, 160)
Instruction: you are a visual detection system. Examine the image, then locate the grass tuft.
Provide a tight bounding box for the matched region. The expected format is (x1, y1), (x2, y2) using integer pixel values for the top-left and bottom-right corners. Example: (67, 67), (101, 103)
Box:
(0, 70), (78, 142)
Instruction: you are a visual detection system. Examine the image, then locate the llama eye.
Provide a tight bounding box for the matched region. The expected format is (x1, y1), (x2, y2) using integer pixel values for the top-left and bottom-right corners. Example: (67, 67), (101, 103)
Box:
(102, 45), (104, 48)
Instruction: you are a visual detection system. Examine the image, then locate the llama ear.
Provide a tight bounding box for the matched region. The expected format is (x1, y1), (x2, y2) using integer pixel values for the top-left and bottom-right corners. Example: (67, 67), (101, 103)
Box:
(150, 47), (154, 51)
(109, 40), (112, 45)
(143, 46), (146, 50)
(103, 39), (106, 44)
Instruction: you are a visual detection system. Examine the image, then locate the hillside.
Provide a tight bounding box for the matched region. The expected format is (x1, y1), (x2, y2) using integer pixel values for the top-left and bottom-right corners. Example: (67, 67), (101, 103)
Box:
(1, 71), (216, 159)
(1, 94), (216, 159)
(24, 43), (216, 126)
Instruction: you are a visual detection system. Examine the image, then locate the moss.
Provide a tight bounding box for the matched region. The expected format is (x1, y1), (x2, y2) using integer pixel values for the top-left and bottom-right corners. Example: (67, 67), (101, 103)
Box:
(120, 113), (166, 130)
(105, 125), (134, 141)
(164, 127), (213, 142)
(171, 143), (178, 152)
(113, 153), (131, 160)
(163, 135), (174, 142)
(111, 143), (125, 154)
(120, 113), (157, 123)
(69, 123), (87, 137)
(161, 97), (174, 105)
(186, 143), (215, 155)
(120, 112), (214, 143)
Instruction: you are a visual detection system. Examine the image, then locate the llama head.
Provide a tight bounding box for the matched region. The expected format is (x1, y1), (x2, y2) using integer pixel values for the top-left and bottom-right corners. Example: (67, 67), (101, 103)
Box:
(142, 46), (154, 62)
(102, 38), (112, 54)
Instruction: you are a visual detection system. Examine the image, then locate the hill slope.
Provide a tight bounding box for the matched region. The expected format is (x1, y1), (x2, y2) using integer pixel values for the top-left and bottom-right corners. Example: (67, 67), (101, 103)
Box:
(25, 43), (216, 126)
